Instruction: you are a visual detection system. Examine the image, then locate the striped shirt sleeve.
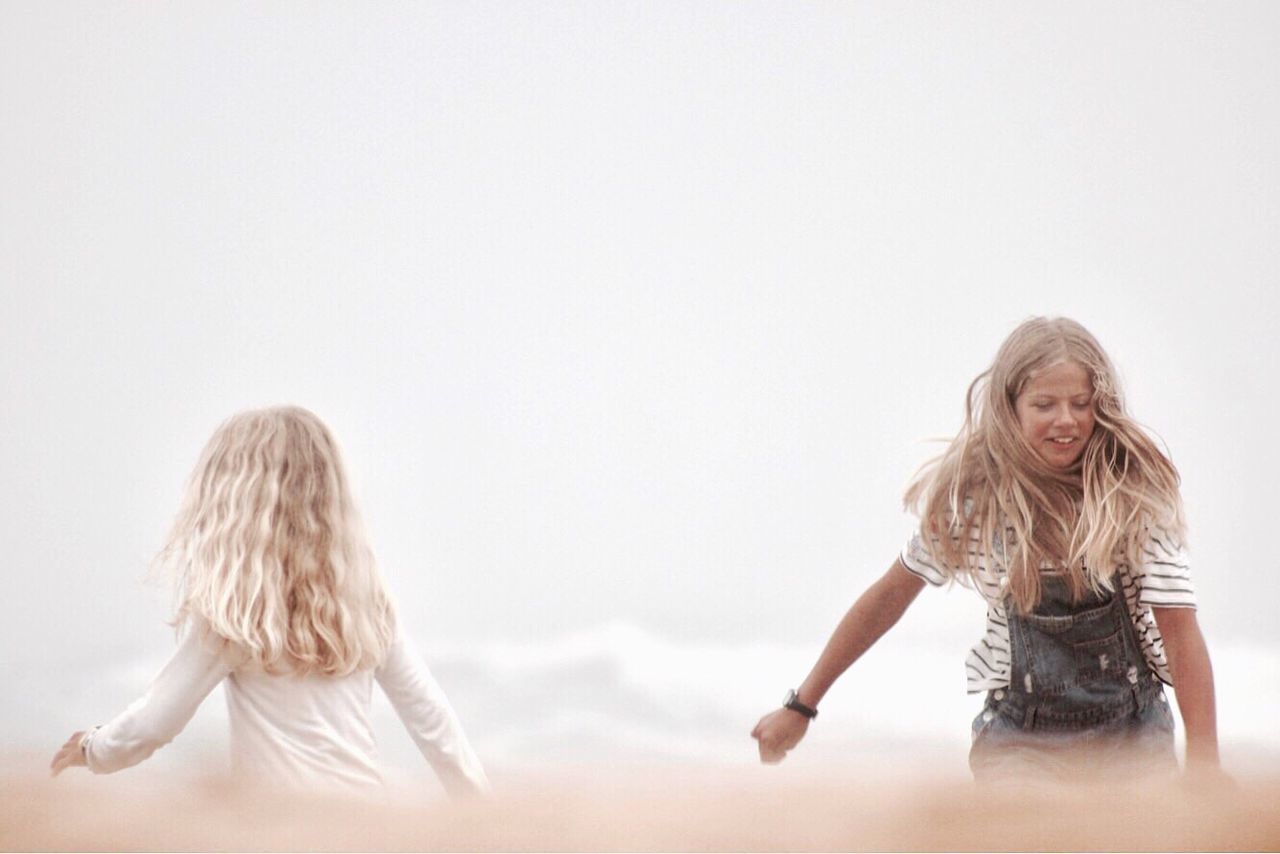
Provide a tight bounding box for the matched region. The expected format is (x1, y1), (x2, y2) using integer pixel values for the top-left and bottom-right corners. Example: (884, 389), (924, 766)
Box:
(1134, 527), (1196, 609)
(901, 531), (947, 586)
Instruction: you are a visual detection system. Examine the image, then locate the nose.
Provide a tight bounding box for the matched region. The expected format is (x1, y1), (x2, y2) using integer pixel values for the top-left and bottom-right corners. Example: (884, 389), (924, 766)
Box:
(1053, 404), (1076, 428)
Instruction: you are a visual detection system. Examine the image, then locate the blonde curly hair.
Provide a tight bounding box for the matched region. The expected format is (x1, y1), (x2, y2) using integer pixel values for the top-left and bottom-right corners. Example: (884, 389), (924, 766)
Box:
(157, 406), (394, 675)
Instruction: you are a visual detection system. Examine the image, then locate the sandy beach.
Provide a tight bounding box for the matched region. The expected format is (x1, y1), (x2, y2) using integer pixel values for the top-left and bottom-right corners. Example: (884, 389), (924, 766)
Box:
(5, 760), (1278, 852)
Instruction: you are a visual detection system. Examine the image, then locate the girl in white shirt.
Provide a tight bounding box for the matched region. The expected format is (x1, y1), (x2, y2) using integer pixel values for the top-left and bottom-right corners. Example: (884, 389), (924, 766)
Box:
(51, 406), (489, 796)
(751, 317), (1221, 781)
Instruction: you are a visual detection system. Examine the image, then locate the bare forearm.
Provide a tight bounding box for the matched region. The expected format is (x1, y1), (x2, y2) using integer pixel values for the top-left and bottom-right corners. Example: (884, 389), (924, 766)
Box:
(1154, 607), (1219, 767)
(1171, 637), (1218, 766)
(797, 560), (925, 707)
(752, 560), (925, 765)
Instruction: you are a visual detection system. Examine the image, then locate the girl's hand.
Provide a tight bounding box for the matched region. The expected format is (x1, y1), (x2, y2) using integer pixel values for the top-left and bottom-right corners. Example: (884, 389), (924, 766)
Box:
(50, 731), (88, 777)
(751, 708), (810, 764)
(1183, 760), (1237, 792)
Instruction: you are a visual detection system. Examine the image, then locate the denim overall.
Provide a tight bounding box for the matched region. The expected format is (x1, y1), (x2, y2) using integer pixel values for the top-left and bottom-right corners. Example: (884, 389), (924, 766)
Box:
(969, 572), (1176, 781)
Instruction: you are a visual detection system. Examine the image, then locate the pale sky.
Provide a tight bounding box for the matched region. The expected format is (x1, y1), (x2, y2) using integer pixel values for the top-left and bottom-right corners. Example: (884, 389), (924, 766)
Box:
(3, 3), (1278, 769)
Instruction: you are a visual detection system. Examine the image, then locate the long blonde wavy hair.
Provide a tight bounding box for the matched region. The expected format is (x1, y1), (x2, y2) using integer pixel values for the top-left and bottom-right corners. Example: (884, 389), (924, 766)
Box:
(157, 406), (395, 675)
(903, 317), (1186, 613)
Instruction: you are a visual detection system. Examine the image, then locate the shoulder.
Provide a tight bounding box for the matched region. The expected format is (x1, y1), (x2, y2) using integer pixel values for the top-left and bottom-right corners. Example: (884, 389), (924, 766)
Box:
(178, 615), (252, 670)
(1131, 523), (1190, 577)
(902, 501), (1002, 587)
(901, 531), (947, 586)
(1142, 525), (1188, 560)
(1127, 524), (1196, 607)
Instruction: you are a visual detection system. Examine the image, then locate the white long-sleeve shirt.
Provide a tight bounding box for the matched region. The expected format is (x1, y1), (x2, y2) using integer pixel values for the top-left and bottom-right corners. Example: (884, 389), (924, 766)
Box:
(83, 624), (490, 796)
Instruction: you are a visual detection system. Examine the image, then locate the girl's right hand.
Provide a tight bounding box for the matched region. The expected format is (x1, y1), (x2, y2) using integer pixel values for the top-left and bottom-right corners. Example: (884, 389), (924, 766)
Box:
(750, 708), (810, 764)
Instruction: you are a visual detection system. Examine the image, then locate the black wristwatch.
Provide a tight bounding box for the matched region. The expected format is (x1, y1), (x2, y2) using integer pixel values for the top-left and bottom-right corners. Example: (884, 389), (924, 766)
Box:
(783, 688), (818, 719)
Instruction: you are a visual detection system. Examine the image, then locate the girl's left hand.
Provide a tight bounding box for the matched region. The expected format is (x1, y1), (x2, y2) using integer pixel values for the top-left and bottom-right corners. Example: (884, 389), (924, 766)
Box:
(50, 731), (88, 776)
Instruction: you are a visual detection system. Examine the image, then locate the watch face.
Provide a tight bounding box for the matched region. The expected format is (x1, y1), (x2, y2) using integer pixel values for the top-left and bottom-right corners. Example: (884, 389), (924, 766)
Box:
(783, 689), (797, 706)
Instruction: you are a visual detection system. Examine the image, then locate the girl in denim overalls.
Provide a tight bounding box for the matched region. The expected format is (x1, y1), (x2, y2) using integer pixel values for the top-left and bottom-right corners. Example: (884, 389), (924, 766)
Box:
(751, 317), (1221, 781)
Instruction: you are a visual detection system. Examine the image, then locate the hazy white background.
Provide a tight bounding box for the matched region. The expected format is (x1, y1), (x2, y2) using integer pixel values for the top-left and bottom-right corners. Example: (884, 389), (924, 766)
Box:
(3, 3), (1277, 787)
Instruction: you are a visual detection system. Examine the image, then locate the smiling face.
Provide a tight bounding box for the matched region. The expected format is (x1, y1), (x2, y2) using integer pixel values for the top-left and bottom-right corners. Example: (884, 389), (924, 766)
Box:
(1014, 360), (1097, 470)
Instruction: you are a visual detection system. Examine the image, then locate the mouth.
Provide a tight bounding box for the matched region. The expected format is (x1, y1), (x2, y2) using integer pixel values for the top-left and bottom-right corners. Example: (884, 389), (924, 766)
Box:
(1047, 437), (1078, 446)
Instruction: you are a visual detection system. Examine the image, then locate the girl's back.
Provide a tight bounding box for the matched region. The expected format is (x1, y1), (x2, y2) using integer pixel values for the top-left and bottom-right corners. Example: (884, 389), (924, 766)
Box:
(228, 625), (483, 793)
(227, 646), (384, 789)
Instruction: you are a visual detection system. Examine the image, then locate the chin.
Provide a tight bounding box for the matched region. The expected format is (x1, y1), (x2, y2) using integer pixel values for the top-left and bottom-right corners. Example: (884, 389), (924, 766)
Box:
(1039, 453), (1085, 471)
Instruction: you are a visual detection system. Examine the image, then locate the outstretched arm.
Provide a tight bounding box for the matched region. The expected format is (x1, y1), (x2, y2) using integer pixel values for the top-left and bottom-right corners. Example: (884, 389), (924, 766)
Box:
(751, 559), (926, 763)
(376, 626), (490, 797)
(51, 626), (233, 776)
(1153, 607), (1220, 771)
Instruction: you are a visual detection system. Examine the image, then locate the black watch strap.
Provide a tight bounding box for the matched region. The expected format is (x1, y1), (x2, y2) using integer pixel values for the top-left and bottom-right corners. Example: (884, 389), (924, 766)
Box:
(783, 688), (818, 719)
